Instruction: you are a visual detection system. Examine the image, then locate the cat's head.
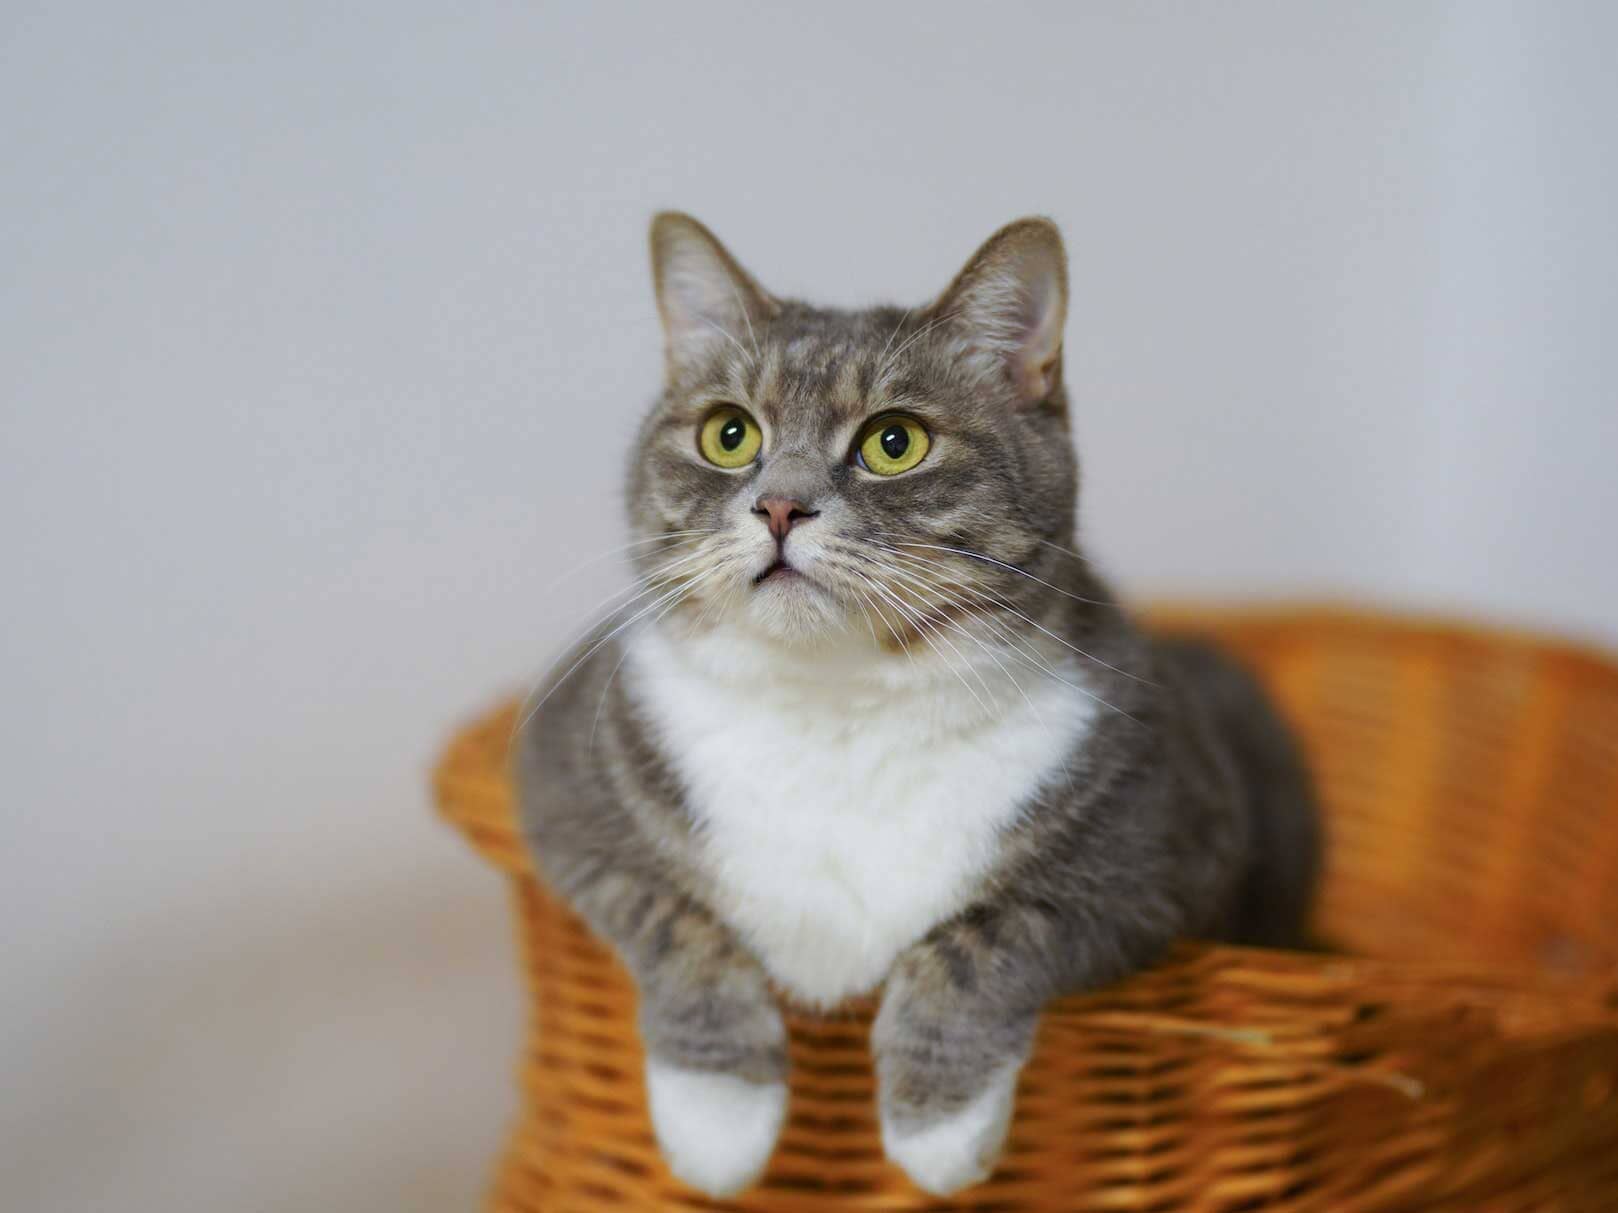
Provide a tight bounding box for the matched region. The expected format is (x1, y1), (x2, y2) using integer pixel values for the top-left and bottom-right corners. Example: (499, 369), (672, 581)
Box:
(626, 213), (1079, 651)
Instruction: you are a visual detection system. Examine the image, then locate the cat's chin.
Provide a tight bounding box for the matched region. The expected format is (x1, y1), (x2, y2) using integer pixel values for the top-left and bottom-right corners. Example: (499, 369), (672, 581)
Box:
(741, 575), (852, 645)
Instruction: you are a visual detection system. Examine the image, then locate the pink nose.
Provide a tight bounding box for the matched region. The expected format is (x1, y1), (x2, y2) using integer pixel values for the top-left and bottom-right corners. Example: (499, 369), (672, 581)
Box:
(753, 496), (818, 541)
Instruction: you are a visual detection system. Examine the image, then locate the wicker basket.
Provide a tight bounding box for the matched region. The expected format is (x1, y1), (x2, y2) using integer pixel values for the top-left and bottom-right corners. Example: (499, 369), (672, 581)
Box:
(434, 607), (1618, 1211)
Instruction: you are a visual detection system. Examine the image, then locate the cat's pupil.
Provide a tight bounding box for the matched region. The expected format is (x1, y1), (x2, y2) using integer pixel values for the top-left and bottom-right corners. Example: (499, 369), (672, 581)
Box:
(880, 425), (909, 460)
(719, 418), (745, 451)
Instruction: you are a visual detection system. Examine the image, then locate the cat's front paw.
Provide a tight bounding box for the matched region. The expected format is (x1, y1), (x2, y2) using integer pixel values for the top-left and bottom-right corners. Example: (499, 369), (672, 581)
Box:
(645, 1061), (788, 1196)
(880, 1062), (1020, 1196)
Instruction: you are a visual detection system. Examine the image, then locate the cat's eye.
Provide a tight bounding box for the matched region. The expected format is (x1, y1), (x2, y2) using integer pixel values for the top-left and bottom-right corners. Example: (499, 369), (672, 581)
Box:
(855, 415), (931, 477)
(697, 405), (763, 469)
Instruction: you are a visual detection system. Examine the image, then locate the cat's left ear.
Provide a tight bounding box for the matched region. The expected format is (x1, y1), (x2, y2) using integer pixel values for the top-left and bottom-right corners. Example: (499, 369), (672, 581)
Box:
(649, 212), (778, 375)
(931, 217), (1068, 408)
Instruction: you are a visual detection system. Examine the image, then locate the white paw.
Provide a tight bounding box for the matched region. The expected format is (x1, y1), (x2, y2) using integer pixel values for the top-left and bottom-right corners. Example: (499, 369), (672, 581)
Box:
(645, 1061), (788, 1196)
(881, 1064), (1020, 1196)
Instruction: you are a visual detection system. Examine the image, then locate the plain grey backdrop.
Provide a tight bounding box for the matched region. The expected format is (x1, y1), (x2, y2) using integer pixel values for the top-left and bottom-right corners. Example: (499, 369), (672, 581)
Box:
(4, 3), (1615, 1210)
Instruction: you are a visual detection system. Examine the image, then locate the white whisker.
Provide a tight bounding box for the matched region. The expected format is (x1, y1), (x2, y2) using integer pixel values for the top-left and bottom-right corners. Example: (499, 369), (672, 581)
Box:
(699, 316), (754, 365)
(588, 638), (635, 754)
(876, 308), (960, 383)
(518, 563), (730, 737)
(1035, 537), (1098, 568)
(874, 305), (916, 371)
(590, 568), (721, 752)
(871, 546), (1146, 724)
(880, 536), (1114, 608)
(723, 276), (761, 363)
(849, 579), (916, 666)
(541, 530), (715, 598)
(851, 569), (992, 717)
(876, 562), (1042, 721)
(542, 545), (720, 641)
(876, 543), (1152, 687)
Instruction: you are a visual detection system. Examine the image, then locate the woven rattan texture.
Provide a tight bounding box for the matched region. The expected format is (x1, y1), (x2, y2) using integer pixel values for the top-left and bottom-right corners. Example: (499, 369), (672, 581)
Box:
(436, 608), (1618, 1211)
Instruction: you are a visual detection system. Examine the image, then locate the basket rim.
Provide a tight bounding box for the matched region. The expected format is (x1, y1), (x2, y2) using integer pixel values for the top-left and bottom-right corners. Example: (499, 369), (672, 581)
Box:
(1141, 599), (1618, 667)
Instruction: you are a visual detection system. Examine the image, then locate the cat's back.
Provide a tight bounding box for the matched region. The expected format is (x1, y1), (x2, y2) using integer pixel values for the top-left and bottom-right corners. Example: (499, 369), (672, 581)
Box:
(1148, 633), (1322, 945)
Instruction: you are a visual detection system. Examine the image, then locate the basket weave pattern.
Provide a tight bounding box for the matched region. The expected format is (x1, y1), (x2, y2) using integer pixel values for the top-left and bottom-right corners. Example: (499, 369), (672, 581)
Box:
(436, 609), (1618, 1211)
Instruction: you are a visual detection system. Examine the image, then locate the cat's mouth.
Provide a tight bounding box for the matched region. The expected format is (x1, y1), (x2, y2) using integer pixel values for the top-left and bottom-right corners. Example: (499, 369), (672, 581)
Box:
(752, 560), (801, 586)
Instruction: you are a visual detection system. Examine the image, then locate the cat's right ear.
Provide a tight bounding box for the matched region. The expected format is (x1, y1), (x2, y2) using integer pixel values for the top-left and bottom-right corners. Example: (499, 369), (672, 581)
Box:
(649, 213), (777, 375)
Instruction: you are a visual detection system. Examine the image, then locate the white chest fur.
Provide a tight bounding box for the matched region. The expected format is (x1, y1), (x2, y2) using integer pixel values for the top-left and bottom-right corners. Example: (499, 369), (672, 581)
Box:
(625, 624), (1095, 1008)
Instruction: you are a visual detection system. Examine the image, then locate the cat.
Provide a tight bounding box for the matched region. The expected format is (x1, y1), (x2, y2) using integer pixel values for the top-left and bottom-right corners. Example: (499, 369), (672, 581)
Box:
(515, 212), (1321, 1197)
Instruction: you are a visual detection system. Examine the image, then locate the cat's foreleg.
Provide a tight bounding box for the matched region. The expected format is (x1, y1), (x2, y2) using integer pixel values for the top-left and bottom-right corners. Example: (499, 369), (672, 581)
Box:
(570, 872), (789, 1196)
(874, 899), (1171, 1196)
(872, 907), (1039, 1195)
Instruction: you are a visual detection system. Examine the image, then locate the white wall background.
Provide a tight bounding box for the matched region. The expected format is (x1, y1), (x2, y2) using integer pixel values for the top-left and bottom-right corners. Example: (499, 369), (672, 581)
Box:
(3, 3), (1614, 1210)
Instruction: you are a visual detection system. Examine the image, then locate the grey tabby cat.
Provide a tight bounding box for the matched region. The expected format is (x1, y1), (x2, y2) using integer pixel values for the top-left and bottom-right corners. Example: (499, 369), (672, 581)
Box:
(516, 213), (1320, 1197)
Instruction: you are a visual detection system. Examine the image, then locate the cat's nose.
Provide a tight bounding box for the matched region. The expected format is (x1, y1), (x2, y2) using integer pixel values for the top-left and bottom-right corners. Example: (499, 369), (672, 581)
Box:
(753, 496), (818, 541)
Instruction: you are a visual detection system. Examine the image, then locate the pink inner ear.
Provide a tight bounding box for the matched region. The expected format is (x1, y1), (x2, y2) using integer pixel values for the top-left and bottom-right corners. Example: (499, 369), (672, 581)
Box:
(652, 216), (773, 371)
(1015, 266), (1065, 401)
(944, 229), (1069, 405)
(662, 249), (746, 350)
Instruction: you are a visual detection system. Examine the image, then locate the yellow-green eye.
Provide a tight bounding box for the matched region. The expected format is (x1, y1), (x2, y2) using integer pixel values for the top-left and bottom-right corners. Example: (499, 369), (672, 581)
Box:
(698, 406), (762, 469)
(857, 415), (930, 476)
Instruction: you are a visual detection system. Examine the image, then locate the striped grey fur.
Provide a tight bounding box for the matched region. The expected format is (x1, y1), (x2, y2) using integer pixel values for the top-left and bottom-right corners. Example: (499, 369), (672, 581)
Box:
(516, 213), (1320, 1195)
